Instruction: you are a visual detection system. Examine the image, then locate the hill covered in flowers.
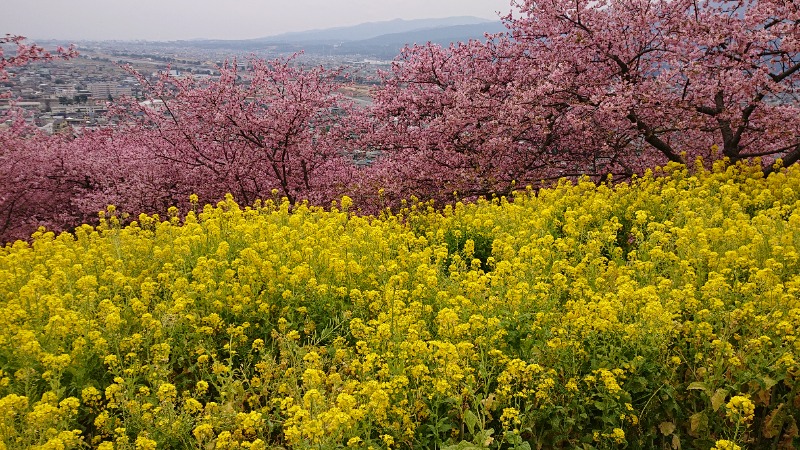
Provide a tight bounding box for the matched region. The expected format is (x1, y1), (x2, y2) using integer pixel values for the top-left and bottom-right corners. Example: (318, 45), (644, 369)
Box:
(1, 161), (799, 449)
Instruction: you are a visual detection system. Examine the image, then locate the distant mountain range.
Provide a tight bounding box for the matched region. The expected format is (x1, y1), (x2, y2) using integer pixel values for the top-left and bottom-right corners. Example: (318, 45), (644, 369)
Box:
(258, 16), (497, 43)
(179, 17), (507, 58)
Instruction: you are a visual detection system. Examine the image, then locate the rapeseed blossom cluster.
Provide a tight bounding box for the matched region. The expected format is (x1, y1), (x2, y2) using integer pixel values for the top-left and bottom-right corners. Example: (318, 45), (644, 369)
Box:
(1, 162), (799, 448)
(725, 395), (755, 424)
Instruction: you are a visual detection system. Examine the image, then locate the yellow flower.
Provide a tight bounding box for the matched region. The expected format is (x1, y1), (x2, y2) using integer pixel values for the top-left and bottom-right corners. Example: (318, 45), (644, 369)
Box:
(195, 380), (209, 395)
(606, 428), (625, 444)
(193, 423), (214, 441)
(286, 330), (301, 341)
(726, 395), (755, 423)
(184, 398), (204, 414)
(500, 407), (521, 429)
(156, 383), (177, 403)
(341, 196), (353, 210)
(565, 378), (579, 391)
(711, 440), (742, 450)
(135, 434), (158, 450)
(94, 410), (110, 428)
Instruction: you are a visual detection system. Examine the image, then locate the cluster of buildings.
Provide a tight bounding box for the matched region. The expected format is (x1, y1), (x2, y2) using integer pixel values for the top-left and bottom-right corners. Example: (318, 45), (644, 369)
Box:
(1, 56), (139, 132)
(1, 41), (389, 134)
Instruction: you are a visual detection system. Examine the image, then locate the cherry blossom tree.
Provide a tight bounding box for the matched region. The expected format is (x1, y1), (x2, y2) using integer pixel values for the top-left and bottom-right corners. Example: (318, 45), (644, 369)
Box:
(354, 37), (601, 205)
(508, 0), (800, 171)
(1, 49), (357, 242)
(0, 118), (88, 241)
(1, 35), (78, 242)
(110, 56), (356, 209)
(361, 0), (800, 203)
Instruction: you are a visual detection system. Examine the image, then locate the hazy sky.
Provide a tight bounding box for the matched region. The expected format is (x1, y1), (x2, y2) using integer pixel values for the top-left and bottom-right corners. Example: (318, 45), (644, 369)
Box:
(1, 0), (514, 41)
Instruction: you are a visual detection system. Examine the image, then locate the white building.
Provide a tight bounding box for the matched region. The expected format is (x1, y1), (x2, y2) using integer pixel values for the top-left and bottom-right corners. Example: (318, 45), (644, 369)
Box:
(89, 82), (132, 99)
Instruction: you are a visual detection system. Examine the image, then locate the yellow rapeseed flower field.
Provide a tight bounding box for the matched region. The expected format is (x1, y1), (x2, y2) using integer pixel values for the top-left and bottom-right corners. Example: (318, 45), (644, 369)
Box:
(1, 160), (799, 449)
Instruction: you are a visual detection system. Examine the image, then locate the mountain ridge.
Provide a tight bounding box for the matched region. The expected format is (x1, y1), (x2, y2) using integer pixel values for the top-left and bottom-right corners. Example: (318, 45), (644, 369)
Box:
(144, 17), (506, 58)
(254, 16), (496, 44)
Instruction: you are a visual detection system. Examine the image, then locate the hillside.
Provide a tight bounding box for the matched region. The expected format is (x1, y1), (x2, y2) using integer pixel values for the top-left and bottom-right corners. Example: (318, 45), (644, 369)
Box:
(335, 22), (507, 58)
(2, 162), (799, 449)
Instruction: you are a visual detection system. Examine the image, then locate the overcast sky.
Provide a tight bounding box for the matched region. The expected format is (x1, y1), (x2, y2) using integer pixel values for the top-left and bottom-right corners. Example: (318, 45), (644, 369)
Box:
(1, 0), (514, 41)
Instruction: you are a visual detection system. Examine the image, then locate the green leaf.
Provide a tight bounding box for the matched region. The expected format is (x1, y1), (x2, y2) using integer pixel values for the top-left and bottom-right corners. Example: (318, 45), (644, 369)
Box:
(464, 409), (479, 436)
(689, 412), (708, 436)
(478, 429), (495, 447)
(710, 388), (728, 412)
(441, 441), (485, 450)
(659, 421), (676, 436)
(505, 431), (524, 446)
(687, 382), (710, 393)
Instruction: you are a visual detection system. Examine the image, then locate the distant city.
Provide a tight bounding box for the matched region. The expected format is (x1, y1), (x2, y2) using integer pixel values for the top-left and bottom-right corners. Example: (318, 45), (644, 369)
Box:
(0, 17), (504, 134)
